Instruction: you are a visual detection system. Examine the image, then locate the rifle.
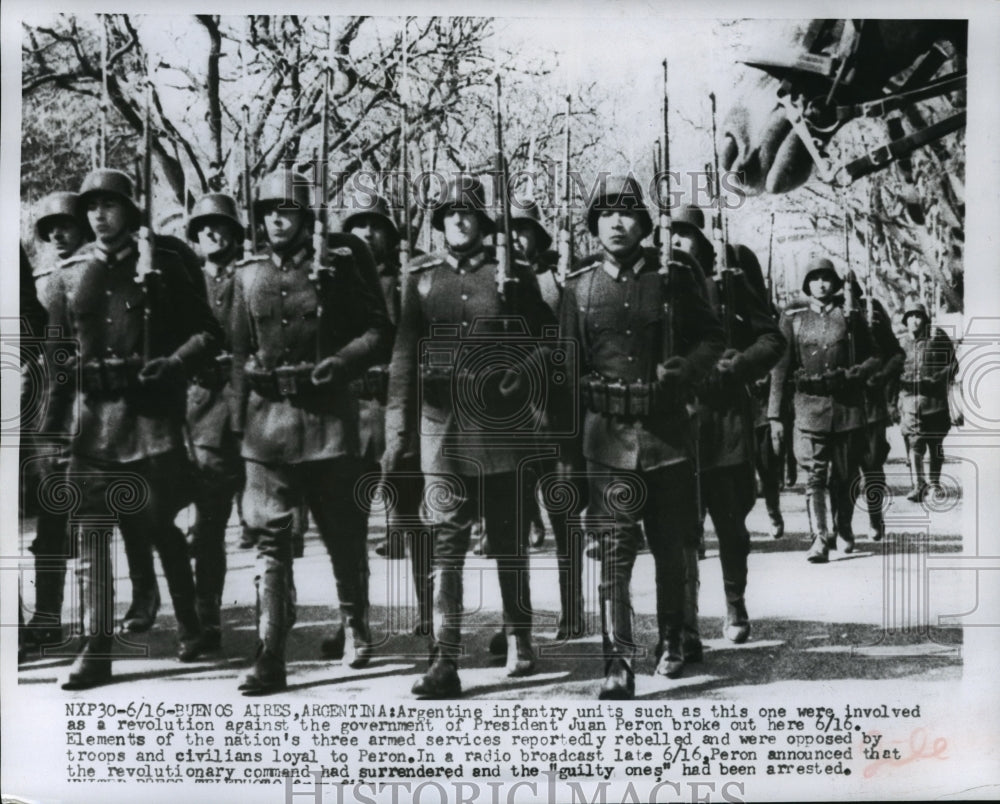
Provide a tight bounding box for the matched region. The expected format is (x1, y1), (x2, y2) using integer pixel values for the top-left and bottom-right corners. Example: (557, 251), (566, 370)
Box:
(555, 94), (573, 286)
(766, 211), (776, 309)
(493, 72), (517, 310)
(842, 207), (857, 366)
(708, 93), (737, 346)
(99, 14), (108, 168)
(136, 73), (156, 364)
(865, 186), (875, 324)
(398, 19), (412, 271)
(310, 23), (333, 362)
(658, 61), (675, 360)
(241, 19), (257, 256)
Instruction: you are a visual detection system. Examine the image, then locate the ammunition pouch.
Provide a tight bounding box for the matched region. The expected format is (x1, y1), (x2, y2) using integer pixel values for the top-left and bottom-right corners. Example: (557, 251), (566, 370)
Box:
(580, 374), (669, 418)
(349, 364), (390, 404)
(246, 363), (323, 401)
(190, 353), (233, 392)
(80, 356), (144, 399)
(794, 368), (865, 397)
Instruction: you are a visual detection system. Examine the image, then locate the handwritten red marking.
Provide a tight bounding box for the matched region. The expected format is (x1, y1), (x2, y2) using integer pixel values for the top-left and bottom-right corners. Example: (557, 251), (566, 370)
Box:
(863, 727), (948, 778)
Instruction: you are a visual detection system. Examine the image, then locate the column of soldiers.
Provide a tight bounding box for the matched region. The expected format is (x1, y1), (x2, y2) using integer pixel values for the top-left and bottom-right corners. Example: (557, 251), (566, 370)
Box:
(22, 158), (951, 699)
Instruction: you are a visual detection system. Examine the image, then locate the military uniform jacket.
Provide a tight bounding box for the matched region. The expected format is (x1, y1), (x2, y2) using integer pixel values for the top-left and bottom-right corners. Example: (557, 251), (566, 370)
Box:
(186, 257), (238, 449)
(862, 297), (905, 424)
(698, 271), (785, 470)
(768, 297), (881, 433)
(42, 238), (222, 462)
(230, 241), (392, 465)
(360, 249), (402, 464)
(384, 246), (557, 477)
(898, 329), (956, 420)
(559, 247), (725, 471)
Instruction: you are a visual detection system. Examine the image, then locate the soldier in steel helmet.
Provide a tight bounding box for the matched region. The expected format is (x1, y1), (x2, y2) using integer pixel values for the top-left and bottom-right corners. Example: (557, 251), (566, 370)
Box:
(20, 192), (87, 653)
(184, 192), (248, 651)
(768, 257), (882, 564)
(842, 276), (904, 541)
(230, 169), (392, 695)
(506, 197), (588, 645)
(40, 168), (223, 689)
(673, 212), (785, 660)
(316, 191), (432, 660)
(558, 175), (724, 699)
(33, 192), (87, 300)
(384, 175), (557, 698)
(896, 299), (957, 501)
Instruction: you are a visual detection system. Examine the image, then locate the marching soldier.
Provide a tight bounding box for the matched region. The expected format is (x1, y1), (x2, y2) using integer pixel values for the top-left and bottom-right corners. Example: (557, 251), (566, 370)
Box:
(230, 169), (391, 695)
(509, 200), (587, 642)
(318, 193), (431, 658)
(559, 176), (724, 699)
(677, 216), (785, 653)
(384, 176), (556, 698)
(769, 258), (881, 563)
(849, 278), (904, 541)
(185, 193), (247, 651)
(897, 300), (957, 501)
(33, 192), (87, 299)
(21, 193), (86, 651)
(42, 168), (222, 689)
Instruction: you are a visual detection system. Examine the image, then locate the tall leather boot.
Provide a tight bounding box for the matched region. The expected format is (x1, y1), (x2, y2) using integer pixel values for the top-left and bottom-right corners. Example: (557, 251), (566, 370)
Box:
(154, 523), (208, 662)
(681, 546), (703, 662)
(63, 525), (115, 690)
(553, 512), (585, 640)
(805, 489), (833, 564)
(496, 558), (535, 677)
(412, 562), (462, 698)
(336, 527), (373, 669)
(23, 557), (67, 647)
(408, 527), (434, 636)
(239, 558), (289, 695)
(119, 528), (159, 633)
(598, 583), (635, 700)
(723, 583), (751, 644)
(906, 450), (927, 502)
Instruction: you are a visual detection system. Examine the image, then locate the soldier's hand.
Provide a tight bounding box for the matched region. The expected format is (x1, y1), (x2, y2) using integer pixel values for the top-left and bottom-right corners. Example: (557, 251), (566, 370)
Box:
(656, 356), (694, 388)
(845, 365), (865, 380)
(139, 355), (184, 386)
(716, 349), (748, 378)
(770, 419), (784, 455)
(311, 356), (347, 386)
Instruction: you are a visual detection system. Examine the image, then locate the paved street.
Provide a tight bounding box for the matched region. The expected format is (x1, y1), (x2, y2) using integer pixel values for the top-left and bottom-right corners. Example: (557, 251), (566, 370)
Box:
(17, 429), (965, 702)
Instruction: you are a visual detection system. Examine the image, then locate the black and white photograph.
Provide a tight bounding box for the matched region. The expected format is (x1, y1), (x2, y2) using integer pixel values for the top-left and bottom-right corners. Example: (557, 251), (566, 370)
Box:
(2, 1), (998, 801)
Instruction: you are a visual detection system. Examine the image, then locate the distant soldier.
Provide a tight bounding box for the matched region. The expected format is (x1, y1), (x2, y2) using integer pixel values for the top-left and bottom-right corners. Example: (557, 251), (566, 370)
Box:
(897, 300), (957, 501)
(508, 199), (586, 642)
(559, 176), (724, 699)
(185, 193), (247, 651)
(849, 279), (904, 541)
(32, 192), (87, 299)
(230, 169), (392, 695)
(769, 258), (881, 563)
(20, 194), (87, 651)
(384, 176), (556, 698)
(42, 169), (222, 689)
(677, 213), (785, 653)
(318, 193), (431, 655)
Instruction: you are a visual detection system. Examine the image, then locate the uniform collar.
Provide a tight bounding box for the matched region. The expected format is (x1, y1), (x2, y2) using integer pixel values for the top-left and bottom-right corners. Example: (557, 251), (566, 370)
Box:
(204, 257), (236, 279)
(808, 296), (839, 314)
(445, 248), (487, 272)
(270, 245), (311, 271)
(94, 237), (136, 267)
(602, 251), (646, 280)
